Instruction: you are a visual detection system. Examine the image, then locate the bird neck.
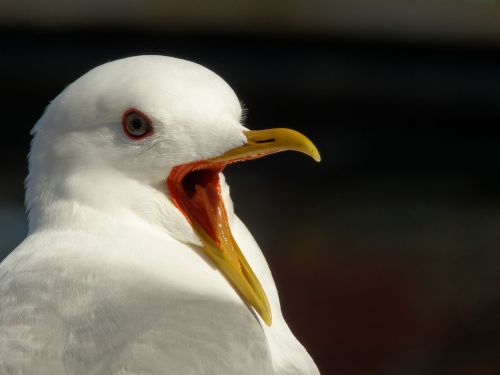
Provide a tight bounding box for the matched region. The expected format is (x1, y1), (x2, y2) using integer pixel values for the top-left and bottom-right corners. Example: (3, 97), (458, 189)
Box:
(25, 166), (203, 246)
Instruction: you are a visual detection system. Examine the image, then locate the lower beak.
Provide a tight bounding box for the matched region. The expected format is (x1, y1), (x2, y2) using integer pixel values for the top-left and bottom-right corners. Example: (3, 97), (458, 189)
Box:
(167, 128), (320, 326)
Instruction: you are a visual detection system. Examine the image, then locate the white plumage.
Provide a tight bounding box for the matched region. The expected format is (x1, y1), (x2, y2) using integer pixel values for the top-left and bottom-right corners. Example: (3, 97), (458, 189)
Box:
(0, 56), (319, 374)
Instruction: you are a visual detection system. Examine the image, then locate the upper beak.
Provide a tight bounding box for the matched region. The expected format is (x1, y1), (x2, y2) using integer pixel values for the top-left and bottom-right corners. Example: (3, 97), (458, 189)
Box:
(167, 128), (320, 327)
(212, 128), (321, 164)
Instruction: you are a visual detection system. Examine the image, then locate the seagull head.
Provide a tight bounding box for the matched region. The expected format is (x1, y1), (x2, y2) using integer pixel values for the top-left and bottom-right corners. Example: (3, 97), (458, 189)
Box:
(27, 55), (320, 326)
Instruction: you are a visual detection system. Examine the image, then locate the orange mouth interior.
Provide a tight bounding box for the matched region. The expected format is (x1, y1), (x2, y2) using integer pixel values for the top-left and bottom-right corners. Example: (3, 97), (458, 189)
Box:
(167, 161), (231, 246)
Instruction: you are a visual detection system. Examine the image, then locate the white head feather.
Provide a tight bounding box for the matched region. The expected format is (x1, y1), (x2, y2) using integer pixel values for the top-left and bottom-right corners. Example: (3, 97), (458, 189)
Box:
(26, 55), (246, 244)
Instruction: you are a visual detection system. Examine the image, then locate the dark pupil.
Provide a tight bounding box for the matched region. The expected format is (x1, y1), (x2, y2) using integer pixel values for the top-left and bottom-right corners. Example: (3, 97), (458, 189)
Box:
(131, 117), (143, 130)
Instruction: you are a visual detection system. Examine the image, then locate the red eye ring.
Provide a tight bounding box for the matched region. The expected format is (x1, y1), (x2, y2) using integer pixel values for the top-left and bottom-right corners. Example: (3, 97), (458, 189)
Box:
(122, 108), (154, 140)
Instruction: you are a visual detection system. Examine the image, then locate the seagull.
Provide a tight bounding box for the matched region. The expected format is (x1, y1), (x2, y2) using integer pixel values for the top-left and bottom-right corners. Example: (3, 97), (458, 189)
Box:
(0, 55), (321, 375)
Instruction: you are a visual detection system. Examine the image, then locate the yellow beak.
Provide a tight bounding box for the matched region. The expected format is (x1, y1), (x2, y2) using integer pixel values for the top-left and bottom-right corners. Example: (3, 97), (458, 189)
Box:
(209, 128), (320, 325)
(213, 128), (321, 164)
(167, 128), (320, 327)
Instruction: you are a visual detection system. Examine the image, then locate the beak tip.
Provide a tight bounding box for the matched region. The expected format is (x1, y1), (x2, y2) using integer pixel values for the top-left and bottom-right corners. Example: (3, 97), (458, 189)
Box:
(309, 147), (321, 162)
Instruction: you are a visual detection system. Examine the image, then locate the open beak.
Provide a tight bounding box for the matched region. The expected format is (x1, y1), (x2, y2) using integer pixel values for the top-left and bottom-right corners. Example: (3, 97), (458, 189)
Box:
(166, 128), (320, 326)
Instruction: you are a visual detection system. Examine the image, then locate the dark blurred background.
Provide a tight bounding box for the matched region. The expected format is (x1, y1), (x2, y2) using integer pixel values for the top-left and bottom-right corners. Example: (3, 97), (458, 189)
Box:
(1, 1), (500, 374)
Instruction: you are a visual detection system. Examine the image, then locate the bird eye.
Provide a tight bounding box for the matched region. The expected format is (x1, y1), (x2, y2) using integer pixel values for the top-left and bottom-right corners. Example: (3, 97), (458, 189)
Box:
(122, 110), (153, 139)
